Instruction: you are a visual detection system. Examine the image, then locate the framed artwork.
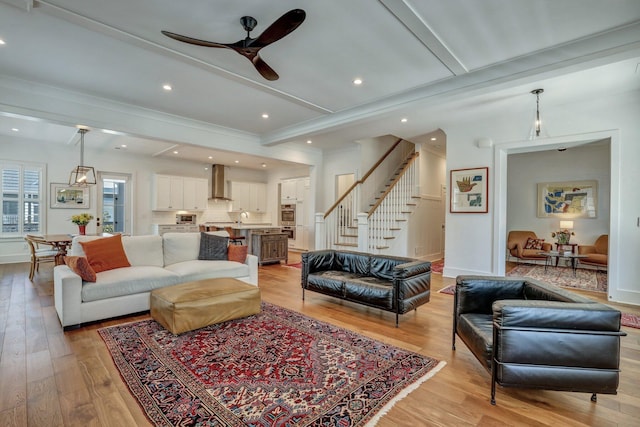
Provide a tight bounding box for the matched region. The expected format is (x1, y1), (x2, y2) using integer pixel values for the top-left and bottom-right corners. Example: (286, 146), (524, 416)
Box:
(50, 183), (90, 209)
(450, 167), (488, 213)
(537, 180), (597, 218)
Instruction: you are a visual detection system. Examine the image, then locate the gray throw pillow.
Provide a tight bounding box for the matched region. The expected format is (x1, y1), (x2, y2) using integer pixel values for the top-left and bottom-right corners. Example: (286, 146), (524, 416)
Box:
(198, 232), (229, 260)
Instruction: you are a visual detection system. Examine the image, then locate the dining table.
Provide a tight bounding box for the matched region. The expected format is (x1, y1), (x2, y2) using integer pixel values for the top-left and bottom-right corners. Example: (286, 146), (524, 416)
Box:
(41, 234), (73, 265)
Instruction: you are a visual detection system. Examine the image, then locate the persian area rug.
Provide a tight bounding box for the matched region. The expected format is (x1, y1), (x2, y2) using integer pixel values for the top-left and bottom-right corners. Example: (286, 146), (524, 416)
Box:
(430, 259), (444, 274)
(99, 302), (445, 426)
(507, 264), (607, 293)
(284, 262), (302, 269)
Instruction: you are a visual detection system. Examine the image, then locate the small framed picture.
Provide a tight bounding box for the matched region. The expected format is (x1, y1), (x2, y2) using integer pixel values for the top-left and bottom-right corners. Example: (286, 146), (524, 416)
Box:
(450, 167), (488, 213)
(50, 183), (90, 209)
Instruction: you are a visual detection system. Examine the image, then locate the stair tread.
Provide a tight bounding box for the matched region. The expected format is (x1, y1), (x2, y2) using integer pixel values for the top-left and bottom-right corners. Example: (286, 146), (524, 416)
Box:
(335, 242), (358, 247)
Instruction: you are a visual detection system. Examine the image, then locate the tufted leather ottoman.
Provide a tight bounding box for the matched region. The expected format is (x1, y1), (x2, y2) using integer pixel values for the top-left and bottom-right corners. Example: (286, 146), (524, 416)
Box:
(150, 277), (261, 334)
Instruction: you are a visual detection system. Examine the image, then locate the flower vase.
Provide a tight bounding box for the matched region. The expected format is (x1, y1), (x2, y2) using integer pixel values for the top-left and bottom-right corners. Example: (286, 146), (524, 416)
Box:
(78, 225), (86, 235)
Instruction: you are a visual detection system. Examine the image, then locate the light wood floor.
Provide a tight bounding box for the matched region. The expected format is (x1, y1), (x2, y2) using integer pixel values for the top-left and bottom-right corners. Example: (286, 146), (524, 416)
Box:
(1, 254), (639, 426)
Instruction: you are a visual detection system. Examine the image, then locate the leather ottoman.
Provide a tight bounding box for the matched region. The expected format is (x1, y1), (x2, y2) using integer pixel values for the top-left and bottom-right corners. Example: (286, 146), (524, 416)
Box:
(150, 277), (261, 334)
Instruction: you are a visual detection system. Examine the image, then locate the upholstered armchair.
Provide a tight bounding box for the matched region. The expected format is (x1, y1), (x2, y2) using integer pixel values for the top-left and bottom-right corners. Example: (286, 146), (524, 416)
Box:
(507, 230), (552, 262)
(578, 234), (608, 269)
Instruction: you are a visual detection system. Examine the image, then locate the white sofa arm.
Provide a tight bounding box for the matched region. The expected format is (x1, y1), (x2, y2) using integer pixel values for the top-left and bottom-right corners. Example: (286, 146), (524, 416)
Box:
(53, 265), (83, 328)
(245, 254), (259, 286)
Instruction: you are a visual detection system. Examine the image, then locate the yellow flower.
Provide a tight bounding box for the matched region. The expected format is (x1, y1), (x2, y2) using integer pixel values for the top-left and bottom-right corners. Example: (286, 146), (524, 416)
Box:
(71, 213), (94, 226)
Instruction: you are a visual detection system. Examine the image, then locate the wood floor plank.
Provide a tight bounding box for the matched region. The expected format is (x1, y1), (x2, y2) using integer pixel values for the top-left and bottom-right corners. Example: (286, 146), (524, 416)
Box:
(0, 257), (638, 426)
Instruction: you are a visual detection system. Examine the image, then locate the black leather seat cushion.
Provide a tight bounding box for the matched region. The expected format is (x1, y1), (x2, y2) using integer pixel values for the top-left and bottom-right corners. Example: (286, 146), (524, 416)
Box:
(457, 313), (493, 371)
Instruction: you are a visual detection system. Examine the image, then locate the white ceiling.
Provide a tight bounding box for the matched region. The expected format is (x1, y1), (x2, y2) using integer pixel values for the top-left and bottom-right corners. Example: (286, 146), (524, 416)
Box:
(0, 0), (639, 168)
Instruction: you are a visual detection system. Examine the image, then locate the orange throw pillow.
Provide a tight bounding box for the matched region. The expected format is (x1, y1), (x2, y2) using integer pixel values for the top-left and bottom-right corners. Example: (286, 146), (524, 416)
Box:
(64, 256), (97, 282)
(79, 234), (131, 273)
(228, 245), (248, 263)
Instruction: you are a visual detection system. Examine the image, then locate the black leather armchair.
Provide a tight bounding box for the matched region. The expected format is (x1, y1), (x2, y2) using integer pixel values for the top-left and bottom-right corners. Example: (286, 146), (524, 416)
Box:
(301, 249), (431, 326)
(452, 275), (625, 404)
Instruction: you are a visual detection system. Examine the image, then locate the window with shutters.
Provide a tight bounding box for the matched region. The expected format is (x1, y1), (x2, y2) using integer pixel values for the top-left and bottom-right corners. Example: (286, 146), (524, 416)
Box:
(1, 161), (45, 236)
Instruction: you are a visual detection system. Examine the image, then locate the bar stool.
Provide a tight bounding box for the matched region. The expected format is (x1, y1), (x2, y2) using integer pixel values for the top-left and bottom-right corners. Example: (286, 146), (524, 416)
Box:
(224, 227), (245, 245)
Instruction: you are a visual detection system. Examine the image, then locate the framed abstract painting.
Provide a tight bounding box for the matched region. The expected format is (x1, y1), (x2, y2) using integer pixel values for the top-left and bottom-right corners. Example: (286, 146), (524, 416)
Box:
(537, 180), (597, 218)
(450, 167), (488, 213)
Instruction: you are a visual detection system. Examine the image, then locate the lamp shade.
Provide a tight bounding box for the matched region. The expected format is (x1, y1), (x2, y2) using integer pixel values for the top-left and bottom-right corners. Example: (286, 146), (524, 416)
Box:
(559, 220), (574, 230)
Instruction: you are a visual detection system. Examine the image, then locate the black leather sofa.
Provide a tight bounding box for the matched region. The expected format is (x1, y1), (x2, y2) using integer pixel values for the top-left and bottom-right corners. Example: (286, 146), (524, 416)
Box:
(301, 249), (431, 326)
(453, 275), (626, 404)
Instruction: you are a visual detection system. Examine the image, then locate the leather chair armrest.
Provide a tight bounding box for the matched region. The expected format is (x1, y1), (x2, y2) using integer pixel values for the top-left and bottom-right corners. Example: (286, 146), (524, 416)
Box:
(493, 300), (623, 332)
(393, 260), (431, 279)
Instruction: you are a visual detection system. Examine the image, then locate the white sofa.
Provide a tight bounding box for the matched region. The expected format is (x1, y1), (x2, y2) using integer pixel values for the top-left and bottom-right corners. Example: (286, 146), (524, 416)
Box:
(54, 232), (258, 329)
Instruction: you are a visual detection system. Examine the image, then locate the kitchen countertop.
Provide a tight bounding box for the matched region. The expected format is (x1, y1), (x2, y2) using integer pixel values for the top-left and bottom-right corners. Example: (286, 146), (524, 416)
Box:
(202, 223), (281, 230)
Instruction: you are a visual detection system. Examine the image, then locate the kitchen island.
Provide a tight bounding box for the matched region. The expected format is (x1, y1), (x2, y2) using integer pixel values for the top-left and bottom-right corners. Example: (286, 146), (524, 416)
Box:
(199, 223), (283, 253)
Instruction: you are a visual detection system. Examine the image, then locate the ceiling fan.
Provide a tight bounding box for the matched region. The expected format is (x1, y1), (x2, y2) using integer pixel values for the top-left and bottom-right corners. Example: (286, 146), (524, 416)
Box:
(162, 9), (306, 81)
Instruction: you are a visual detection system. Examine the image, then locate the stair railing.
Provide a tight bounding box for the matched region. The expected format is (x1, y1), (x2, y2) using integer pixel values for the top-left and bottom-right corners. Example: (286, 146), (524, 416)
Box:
(315, 138), (416, 250)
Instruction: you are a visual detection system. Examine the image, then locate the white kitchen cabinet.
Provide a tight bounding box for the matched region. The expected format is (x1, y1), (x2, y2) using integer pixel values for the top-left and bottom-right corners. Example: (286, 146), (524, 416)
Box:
(231, 182), (267, 212)
(281, 179), (297, 202)
(250, 182), (267, 212)
(153, 175), (183, 210)
(183, 177), (208, 210)
(153, 174), (208, 211)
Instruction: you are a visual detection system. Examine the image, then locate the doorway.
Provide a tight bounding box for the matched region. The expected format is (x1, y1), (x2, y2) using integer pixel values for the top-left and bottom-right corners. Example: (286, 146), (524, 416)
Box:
(98, 172), (132, 235)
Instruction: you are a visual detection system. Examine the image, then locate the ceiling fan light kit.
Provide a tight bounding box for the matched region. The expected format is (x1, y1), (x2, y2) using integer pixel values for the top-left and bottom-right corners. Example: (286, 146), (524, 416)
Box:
(162, 9), (306, 81)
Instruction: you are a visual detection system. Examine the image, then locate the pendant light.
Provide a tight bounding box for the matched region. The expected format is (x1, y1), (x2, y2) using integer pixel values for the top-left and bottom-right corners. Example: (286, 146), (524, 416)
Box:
(530, 88), (544, 138)
(68, 128), (96, 186)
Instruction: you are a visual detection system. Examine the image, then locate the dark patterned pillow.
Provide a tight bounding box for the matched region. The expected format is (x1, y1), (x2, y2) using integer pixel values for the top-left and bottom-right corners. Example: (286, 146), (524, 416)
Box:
(524, 237), (545, 250)
(198, 232), (229, 260)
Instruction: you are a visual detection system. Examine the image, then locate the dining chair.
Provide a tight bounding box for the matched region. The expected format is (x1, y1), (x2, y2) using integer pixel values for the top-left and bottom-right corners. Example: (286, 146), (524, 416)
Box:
(25, 235), (59, 280)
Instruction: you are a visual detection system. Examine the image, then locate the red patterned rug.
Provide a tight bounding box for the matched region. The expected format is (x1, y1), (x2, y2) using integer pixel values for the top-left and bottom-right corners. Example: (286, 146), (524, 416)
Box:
(99, 303), (445, 426)
(284, 262), (302, 269)
(430, 259), (444, 274)
(507, 264), (607, 293)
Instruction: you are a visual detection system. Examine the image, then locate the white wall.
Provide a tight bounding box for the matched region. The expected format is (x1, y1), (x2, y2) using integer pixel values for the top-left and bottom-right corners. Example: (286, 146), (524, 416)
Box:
(443, 88), (640, 306)
(507, 144), (610, 246)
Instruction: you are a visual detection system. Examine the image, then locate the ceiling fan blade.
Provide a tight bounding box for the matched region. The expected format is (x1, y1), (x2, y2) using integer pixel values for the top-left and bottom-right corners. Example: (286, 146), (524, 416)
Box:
(161, 30), (229, 49)
(252, 9), (306, 47)
(252, 55), (279, 81)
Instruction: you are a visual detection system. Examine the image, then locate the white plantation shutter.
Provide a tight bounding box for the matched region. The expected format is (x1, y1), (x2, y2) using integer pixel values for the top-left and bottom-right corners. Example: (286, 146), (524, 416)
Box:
(1, 161), (45, 236)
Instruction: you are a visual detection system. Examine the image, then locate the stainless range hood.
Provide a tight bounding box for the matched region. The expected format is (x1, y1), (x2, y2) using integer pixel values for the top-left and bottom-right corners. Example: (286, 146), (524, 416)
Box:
(209, 164), (232, 200)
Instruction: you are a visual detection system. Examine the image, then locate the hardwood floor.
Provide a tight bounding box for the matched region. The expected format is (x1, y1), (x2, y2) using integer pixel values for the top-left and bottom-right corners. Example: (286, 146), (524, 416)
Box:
(1, 254), (639, 426)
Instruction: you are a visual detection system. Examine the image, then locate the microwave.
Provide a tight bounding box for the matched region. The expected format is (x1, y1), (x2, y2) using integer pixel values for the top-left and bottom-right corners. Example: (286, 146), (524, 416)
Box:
(176, 214), (197, 224)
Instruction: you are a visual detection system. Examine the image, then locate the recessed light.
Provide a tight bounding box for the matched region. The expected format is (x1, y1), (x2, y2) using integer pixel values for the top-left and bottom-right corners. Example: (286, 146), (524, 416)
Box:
(234, 160), (239, 164)
(353, 78), (363, 85)
(306, 140), (312, 144)
(261, 163), (267, 168)
(173, 150), (178, 154)
(11, 128), (19, 132)
(204, 167), (209, 170)
(163, 84), (173, 91)
(0, 39), (5, 45)
(401, 118), (408, 123)
(430, 137), (437, 141)
(120, 144), (127, 148)
(261, 113), (269, 119)
(208, 156), (213, 159)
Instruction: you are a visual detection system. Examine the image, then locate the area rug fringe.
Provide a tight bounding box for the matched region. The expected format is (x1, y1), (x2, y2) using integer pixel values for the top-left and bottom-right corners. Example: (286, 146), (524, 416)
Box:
(365, 360), (447, 427)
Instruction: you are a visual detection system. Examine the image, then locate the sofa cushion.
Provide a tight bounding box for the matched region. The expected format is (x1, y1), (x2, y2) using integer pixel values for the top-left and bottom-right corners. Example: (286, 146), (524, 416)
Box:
(524, 237), (545, 250)
(336, 251), (370, 275)
(81, 266), (179, 302)
(228, 245), (248, 263)
(122, 235), (164, 267)
(79, 234), (131, 273)
(370, 256), (410, 281)
(64, 256), (96, 282)
(457, 313), (494, 370)
(344, 276), (393, 309)
(198, 232), (229, 260)
(69, 235), (104, 256)
(163, 232), (200, 265)
(164, 259), (250, 282)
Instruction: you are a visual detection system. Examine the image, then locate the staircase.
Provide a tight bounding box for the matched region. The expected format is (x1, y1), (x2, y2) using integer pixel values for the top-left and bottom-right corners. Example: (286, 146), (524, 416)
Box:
(315, 139), (420, 254)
